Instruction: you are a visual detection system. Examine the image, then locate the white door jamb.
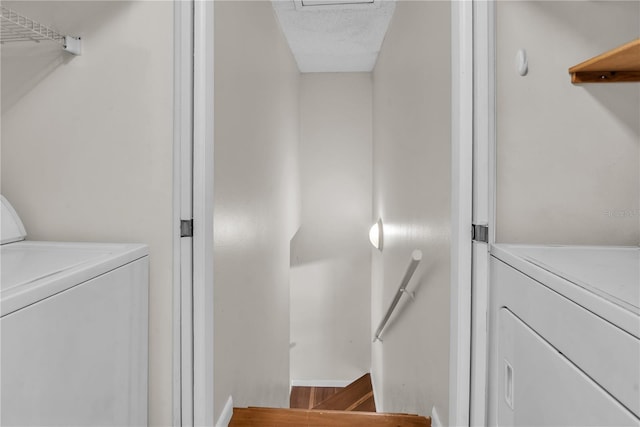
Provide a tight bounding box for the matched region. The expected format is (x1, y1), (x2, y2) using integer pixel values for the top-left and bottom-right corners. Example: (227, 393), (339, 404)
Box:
(470, 1), (496, 426)
(173, 0), (195, 425)
(173, 1), (215, 426)
(192, 1), (215, 425)
(449, 1), (474, 426)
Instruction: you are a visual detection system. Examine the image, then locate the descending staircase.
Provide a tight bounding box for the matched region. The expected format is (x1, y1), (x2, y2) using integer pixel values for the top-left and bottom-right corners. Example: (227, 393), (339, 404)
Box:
(310, 373), (376, 412)
(229, 373), (431, 426)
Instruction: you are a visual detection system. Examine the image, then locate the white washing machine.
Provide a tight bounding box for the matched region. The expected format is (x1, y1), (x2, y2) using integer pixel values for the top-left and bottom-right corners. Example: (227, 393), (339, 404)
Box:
(0, 195), (149, 426)
(488, 244), (640, 426)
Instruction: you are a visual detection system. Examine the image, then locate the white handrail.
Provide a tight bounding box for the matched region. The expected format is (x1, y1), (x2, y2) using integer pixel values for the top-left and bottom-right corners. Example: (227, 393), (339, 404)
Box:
(373, 249), (422, 342)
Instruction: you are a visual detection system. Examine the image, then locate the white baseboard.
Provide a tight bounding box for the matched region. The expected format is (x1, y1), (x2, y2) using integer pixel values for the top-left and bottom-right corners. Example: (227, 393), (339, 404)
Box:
(370, 371), (382, 412)
(215, 396), (233, 427)
(290, 379), (352, 388)
(431, 406), (443, 427)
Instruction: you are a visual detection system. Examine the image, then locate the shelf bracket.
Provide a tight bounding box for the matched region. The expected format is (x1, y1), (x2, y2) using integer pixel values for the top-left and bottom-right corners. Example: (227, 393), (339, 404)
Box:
(63, 36), (82, 55)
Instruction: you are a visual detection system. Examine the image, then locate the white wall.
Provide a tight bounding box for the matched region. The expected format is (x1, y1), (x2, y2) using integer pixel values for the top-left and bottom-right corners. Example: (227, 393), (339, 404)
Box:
(371, 0), (451, 421)
(290, 73), (372, 384)
(0, 2), (174, 425)
(213, 1), (300, 421)
(496, 1), (640, 245)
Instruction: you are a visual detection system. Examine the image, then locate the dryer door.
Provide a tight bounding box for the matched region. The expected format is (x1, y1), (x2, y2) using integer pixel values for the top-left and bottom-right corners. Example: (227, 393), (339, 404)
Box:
(498, 308), (639, 426)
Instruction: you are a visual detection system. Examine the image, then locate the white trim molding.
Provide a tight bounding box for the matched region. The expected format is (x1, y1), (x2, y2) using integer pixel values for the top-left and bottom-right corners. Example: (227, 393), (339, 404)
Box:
(431, 406), (444, 427)
(470, 1), (496, 426)
(215, 396), (234, 427)
(193, 0), (215, 425)
(173, 0), (194, 424)
(290, 379), (353, 388)
(449, 0), (474, 426)
(370, 370), (382, 413)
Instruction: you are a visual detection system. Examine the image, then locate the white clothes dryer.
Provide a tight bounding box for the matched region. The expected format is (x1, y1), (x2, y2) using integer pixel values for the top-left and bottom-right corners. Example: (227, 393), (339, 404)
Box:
(0, 195), (149, 426)
(488, 244), (640, 427)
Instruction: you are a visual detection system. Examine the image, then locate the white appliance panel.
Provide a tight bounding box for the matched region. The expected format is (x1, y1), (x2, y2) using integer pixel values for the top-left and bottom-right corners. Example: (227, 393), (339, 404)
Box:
(488, 245), (640, 425)
(491, 244), (639, 336)
(2, 244), (113, 291)
(1, 257), (149, 426)
(498, 308), (639, 427)
(500, 245), (639, 311)
(1, 241), (148, 317)
(489, 256), (640, 418)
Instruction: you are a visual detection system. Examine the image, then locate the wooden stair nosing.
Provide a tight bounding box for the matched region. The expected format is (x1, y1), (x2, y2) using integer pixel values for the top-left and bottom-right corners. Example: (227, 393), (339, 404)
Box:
(312, 373), (375, 411)
(230, 407), (431, 427)
(250, 406), (420, 417)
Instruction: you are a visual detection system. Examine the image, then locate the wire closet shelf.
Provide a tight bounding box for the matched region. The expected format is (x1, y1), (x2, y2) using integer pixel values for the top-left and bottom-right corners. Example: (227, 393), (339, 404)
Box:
(0, 6), (81, 55)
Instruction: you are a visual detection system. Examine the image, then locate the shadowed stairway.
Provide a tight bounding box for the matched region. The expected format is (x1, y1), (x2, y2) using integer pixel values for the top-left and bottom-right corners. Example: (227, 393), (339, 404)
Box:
(229, 374), (431, 426)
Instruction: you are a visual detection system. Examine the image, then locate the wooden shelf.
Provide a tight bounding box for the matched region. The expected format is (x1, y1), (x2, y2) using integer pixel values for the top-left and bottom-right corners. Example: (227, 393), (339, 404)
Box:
(569, 38), (640, 84)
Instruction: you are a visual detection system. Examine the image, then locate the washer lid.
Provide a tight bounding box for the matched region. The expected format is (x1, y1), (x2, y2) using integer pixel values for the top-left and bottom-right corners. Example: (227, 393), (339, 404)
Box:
(1, 195), (26, 245)
(1, 241), (148, 317)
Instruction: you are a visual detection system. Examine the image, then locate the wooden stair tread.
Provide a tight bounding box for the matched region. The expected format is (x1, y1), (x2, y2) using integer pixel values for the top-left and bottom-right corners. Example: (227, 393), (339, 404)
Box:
(230, 407), (431, 426)
(313, 373), (376, 412)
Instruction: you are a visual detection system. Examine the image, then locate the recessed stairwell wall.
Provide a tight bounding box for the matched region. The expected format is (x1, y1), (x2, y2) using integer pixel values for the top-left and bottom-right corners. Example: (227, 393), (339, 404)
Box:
(290, 73), (373, 384)
(371, 1), (451, 423)
(213, 1), (301, 422)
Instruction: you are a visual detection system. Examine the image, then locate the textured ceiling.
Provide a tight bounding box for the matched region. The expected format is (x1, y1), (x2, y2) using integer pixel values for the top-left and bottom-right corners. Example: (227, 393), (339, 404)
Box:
(272, 0), (396, 73)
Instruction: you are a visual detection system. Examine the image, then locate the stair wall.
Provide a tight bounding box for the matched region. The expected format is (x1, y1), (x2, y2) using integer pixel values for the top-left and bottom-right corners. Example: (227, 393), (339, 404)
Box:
(213, 1), (301, 421)
(371, 1), (452, 422)
(290, 73), (373, 384)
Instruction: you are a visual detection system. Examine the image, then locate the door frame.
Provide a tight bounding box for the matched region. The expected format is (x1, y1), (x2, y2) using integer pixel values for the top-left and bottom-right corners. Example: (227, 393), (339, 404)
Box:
(174, 1), (493, 425)
(449, 0), (473, 425)
(191, 0), (215, 424)
(172, 0), (194, 425)
(470, 1), (496, 426)
(173, 1), (215, 425)
(450, 1), (495, 426)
